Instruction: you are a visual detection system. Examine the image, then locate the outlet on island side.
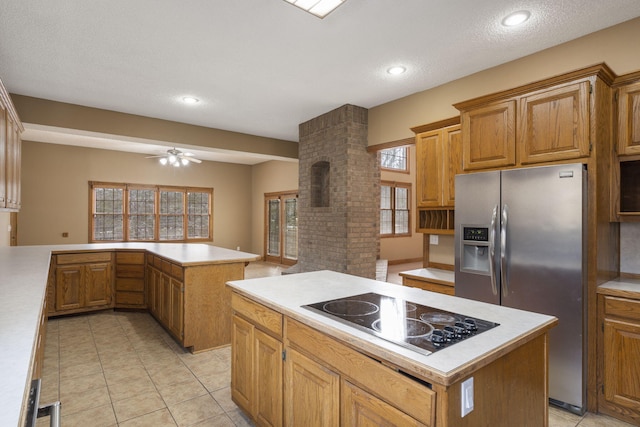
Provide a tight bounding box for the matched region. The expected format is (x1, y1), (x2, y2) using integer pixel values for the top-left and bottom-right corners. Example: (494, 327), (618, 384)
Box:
(461, 377), (474, 417)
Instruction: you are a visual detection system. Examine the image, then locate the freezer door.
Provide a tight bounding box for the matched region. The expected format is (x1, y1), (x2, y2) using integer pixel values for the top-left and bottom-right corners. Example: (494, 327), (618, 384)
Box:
(501, 163), (586, 412)
(454, 170), (501, 305)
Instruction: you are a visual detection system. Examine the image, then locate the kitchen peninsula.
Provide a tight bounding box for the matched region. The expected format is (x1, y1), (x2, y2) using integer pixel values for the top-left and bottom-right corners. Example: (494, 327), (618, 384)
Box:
(0, 243), (259, 427)
(227, 270), (558, 427)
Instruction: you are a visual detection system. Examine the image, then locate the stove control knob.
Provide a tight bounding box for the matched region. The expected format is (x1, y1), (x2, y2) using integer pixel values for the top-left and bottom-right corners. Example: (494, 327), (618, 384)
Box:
(464, 318), (478, 332)
(431, 329), (445, 347)
(443, 326), (459, 341)
(454, 322), (468, 336)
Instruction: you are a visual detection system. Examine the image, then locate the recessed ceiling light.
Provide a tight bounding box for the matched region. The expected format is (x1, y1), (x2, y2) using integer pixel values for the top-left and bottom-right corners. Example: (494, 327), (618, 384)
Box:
(387, 66), (406, 75)
(181, 96), (200, 104)
(502, 10), (531, 27)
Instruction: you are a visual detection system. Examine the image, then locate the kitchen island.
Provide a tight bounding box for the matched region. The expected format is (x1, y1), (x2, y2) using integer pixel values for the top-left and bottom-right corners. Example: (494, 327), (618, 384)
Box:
(228, 270), (558, 427)
(0, 243), (260, 427)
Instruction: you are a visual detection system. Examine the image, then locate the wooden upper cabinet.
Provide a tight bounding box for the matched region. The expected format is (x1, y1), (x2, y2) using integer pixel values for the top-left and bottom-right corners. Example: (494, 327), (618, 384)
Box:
(443, 125), (462, 206)
(461, 100), (516, 171)
(414, 122), (461, 208)
(617, 80), (640, 156)
(416, 130), (443, 207)
(519, 81), (590, 164)
(0, 77), (23, 211)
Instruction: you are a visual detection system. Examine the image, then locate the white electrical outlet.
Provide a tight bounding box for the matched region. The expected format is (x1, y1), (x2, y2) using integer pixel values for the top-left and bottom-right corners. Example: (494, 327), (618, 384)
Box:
(461, 377), (474, 417)
(429, 234), (439, 245)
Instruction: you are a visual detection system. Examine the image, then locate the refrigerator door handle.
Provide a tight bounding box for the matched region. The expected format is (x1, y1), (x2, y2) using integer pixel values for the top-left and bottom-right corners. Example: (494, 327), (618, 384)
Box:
(489, 205), (498, 296)
(501, 204), (509, 296)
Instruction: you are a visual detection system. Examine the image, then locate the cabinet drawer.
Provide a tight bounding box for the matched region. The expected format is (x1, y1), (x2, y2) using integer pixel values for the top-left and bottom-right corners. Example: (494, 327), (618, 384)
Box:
(403, 277), (454, 296)
(116, 264), (145, 278)
(116, 278), (145, 292)
(604, 296), (640, 322)
(171, 264), (183, 281)
(116, 251), (145, 264)
(116, 291), (145, 306)
(153, 256), (163, 269)
(57, 252), (112, 265)
(232, 293), (282, 338)
(286, 318), (436, 426)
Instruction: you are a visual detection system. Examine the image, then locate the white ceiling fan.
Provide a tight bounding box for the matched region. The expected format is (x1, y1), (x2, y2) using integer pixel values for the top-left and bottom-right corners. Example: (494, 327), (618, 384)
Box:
(146, 147), (202, 166)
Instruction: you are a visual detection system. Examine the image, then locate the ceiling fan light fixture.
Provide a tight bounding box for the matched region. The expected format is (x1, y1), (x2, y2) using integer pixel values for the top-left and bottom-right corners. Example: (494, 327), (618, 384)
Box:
(159, 157), (168, 165)
(284, 0), (346, 18)
(181, 158), (189, 166)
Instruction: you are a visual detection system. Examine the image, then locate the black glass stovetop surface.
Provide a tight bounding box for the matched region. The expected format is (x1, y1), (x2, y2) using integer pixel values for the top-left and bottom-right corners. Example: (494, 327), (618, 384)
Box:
(302, 292), (499, 355)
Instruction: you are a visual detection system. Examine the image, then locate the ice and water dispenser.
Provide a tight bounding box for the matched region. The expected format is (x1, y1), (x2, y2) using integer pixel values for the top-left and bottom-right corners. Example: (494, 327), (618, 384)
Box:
(460, 226), (491, 275)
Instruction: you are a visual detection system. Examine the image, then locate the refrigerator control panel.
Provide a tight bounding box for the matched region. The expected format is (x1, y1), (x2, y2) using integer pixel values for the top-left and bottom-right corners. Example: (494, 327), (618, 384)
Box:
(463, 227), (489, 242)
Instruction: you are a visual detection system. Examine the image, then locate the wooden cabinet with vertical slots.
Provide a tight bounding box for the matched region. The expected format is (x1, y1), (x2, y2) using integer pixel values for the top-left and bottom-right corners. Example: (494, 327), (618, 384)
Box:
(50, 252), (113, 315)
(115, 251), (146, 308)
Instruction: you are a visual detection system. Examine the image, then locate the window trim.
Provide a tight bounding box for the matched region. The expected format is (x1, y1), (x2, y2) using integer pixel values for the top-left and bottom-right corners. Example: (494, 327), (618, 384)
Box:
(89, 181), (213, 243)
(380, 180), (412, 238)
(380, 146), (410, 174)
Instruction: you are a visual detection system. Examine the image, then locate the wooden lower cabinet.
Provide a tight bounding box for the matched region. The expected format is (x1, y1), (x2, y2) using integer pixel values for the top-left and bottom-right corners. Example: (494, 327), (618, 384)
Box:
(115, 251), (146, 308)
(285, 348), (339, 427)
(231, 294), (284, 427)
(402, 276), (454, 296)
(598, 294), (640, 425)
(147, 256), (184, 343)
(50, 252), (113, 315)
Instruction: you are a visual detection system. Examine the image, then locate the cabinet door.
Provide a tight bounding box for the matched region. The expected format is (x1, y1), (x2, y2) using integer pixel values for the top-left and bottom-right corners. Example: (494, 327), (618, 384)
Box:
(415, 130), (443, 207)
(161, 273), (171, 325)
(85, 262), (112, 307)
(462, 100), (516, 171)
(603, 319), (640, 415)
(231, 315), (254, 415)
(617, 81), (640, 156)
(284, 348), (339, 427)
(55, 265), (84, 311)
(518, 81), (590, 164)
(169, 278), (184, 340)
(255, 329), (283, 427)
(341, 380), (423, 427)
(443, 125), (462, 206)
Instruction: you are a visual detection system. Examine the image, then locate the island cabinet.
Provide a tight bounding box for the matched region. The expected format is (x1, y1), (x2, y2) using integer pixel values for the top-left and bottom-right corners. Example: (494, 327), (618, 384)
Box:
(231, 293), (283, 427)
(48, 252), (113, 315)
(597, 284), (640, 425)
(147, 253), (184, 343)
(114, 251), (146, 308)
(454, 64), (614, 171)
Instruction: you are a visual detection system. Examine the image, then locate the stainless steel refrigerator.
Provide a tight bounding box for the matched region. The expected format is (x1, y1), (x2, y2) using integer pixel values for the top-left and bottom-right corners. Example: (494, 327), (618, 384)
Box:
(454, 163), (586, 414)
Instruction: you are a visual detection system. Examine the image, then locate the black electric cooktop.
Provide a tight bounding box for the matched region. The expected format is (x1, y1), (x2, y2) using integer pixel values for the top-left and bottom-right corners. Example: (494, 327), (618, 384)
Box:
(302, 292), (499, 356)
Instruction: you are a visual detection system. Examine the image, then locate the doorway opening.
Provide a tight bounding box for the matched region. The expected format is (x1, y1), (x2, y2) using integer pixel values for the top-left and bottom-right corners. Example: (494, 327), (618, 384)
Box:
(264, 191), (298, 266)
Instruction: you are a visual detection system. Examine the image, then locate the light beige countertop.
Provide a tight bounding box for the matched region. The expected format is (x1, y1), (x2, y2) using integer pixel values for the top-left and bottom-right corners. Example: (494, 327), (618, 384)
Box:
(399, 268), (454, 285)
(0, 243), (259, 427)
(227, 270), (557, 386)
(597, 276), (640, 298)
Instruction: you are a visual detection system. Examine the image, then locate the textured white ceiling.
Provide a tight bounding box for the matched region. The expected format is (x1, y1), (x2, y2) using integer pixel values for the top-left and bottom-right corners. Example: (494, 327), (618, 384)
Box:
(2, 0), (640, 163)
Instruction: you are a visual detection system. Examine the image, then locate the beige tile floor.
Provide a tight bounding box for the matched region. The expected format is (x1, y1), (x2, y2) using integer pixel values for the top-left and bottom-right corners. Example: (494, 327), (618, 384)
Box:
(36, 261), (634, 427)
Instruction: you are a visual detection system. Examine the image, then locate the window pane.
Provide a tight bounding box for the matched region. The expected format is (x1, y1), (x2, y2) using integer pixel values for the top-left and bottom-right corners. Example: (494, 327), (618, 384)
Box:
(160, 190), (184, 240)
(395, 210), (409, 234)
(129, 188), (155, 240)
(381, 186), (391, 209)
(268, 199), (280, 256)
(380, 210), (392, 234)
(284, 198), (298, 260)
(395, 187), (408, 210)
(187, 191), (210, 239)
(380, 147), (408, 171)
(93, 187), (124, 240)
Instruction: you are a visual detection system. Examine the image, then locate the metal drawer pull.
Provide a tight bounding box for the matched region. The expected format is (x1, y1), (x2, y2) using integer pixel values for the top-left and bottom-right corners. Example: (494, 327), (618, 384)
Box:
(37, 401), (61, 427)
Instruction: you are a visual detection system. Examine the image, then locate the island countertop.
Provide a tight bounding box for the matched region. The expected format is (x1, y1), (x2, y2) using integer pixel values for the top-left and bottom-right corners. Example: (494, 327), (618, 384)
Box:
(227, 270), (558, 385)
(0, 243), (260, 427)
(399, 267), (455, 285)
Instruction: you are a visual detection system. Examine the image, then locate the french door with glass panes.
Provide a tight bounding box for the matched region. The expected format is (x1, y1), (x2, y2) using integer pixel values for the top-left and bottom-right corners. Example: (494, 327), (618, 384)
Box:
(264, 191), (298, 265)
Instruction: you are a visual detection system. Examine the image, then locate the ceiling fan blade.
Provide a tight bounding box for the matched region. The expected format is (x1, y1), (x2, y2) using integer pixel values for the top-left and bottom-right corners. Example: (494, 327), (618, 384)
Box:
(145, 155), (164, 159)
(185, 157), (202, 163)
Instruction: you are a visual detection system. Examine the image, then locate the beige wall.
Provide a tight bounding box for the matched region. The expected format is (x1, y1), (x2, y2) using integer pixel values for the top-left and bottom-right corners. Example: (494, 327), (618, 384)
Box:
(18, 141), (254, 249)
(368, 17), (640, 147)
(379, 145), (423, 263)
(250, 160), (299, 255)
(369, 17), (640, 266)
